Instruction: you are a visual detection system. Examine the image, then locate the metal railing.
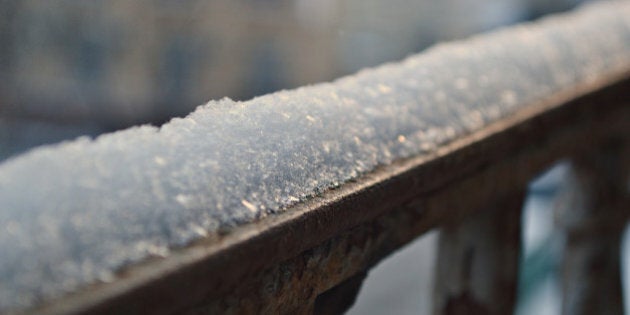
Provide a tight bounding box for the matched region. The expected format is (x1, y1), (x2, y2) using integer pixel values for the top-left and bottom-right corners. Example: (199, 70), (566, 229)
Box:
(0, 2), (629, 315)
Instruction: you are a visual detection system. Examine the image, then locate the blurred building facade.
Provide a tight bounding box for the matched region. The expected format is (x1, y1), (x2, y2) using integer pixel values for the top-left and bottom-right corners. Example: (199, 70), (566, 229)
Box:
(0, 0), (590, 159)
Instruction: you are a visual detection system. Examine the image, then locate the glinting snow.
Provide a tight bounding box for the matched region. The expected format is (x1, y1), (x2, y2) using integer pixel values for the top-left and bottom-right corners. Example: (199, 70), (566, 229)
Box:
(0, 2), (629, 312)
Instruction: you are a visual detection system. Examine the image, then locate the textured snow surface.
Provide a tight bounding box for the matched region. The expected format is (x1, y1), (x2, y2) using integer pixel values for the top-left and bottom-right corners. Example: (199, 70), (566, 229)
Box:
(1, 2), (630, 312)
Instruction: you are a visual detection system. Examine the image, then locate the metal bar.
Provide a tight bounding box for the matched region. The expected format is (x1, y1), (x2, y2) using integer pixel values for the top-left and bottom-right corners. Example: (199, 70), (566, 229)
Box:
(33, 77), (630, 315)
(555, 142), (630, 315)
(0, 2), (628, 314)
(433, 191), (524, 315)
(313, 271), (367, 315)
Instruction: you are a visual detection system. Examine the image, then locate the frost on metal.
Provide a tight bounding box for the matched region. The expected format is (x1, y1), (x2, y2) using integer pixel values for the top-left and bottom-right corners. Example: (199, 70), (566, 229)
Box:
(1, 2), (629, 312)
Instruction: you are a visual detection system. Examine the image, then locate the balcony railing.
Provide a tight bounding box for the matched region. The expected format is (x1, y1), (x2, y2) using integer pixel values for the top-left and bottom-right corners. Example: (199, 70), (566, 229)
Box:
(0, 2), (629, 314)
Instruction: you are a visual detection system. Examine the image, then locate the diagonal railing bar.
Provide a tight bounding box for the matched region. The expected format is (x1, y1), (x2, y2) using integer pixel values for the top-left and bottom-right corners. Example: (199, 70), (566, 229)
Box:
(0, 2), (629, 314)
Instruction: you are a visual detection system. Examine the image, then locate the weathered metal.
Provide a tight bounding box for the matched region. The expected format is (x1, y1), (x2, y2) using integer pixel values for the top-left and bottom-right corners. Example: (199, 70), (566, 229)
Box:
(555, 143), (630, 315)
(27, 76), (630, 315)
(0, 2), (628, 314)
(433, 192), (524, 315)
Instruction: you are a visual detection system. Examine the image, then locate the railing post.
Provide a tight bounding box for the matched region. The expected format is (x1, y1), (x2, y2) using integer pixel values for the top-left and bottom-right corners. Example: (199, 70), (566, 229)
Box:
(555, 142), (629, 315)
(433, 191), (525, 315)
(313, 271), (367, 315)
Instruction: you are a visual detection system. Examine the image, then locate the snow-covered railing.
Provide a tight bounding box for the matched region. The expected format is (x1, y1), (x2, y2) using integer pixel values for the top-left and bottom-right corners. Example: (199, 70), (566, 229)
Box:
(1, 2), (630, 314)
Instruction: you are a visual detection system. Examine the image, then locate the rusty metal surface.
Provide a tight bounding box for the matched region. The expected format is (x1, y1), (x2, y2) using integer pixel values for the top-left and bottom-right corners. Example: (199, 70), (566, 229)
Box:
(29, 76), (630, 315)
(177, 88), (630, 315)
(433, 191), (525, 315)
(555, 144), (630, 315)
(0, 2), (629, 314)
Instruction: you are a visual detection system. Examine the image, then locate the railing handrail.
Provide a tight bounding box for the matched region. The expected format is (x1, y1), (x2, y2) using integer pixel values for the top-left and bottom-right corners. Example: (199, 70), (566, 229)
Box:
(1, 2), (629, 314)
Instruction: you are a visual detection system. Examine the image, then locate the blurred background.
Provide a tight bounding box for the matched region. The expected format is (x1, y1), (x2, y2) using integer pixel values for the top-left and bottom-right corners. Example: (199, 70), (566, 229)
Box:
(0, 0), (621, 314)
(0, 0), (593, 160)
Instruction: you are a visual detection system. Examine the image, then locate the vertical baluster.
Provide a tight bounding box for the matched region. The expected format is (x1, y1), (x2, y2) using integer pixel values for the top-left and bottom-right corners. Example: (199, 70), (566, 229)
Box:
(555, 142), (629, 315)
(433, 191), (525, 315)
(313, 271), (367, 315)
